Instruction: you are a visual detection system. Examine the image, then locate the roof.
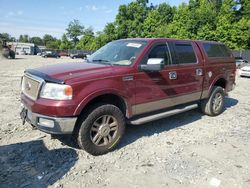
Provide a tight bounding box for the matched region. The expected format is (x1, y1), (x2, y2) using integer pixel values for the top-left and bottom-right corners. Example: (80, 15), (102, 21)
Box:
(118, 38), (222, 44)
(7, 42), (35, 47)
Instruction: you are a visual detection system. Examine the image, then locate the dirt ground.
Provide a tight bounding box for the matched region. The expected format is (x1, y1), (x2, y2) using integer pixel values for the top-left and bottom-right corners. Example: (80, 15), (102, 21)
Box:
(0, 55), (249, 188)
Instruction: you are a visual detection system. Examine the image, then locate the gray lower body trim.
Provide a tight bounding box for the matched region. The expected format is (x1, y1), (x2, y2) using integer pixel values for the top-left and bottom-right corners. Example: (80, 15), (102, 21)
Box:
(132, 92), (202, 116)
(129, 104), (198, 125)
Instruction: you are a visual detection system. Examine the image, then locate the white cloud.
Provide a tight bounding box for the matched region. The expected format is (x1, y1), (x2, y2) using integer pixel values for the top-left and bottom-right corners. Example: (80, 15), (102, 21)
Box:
(85, 5), (99, 11)
(91, 5), (98, 11)
(105, 9), (112, 14)
(4, 10), (24, 18)
(0, 22), (65, 38)
(8, 11), (14, 16)
(17, 10), (23, 16)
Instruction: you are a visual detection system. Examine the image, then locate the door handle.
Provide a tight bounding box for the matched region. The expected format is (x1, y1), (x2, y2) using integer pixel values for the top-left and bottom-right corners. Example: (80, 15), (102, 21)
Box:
(169, 71), (177, 80)
(196, 68), (203, 76)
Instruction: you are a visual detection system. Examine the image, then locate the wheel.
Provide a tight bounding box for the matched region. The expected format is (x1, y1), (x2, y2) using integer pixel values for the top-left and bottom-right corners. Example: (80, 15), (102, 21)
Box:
(76, 104), (125, 155)
(200, 86), (225, 116)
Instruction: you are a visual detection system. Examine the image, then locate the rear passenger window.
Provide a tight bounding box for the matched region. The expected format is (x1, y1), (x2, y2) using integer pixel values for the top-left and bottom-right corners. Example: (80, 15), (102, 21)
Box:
(203, 43), (231, 58)
(174, 43), (197, 64)
(148, 44), (171, 65)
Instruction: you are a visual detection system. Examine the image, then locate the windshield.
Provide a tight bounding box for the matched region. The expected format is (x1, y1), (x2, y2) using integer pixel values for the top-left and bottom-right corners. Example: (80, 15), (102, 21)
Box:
(87, 40), (147, 66)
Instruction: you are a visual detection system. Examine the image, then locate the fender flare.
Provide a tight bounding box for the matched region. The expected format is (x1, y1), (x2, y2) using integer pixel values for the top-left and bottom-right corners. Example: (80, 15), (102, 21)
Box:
(73, 89), (131, 117)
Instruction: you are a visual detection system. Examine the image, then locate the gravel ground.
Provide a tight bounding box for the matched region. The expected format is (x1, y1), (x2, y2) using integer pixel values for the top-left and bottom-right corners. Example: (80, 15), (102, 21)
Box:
(0, 55), (249, 188)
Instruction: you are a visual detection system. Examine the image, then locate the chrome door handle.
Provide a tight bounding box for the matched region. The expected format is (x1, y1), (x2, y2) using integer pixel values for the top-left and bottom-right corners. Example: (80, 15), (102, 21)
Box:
(169, 71), (177, 80)
(196, 68), (203, 76)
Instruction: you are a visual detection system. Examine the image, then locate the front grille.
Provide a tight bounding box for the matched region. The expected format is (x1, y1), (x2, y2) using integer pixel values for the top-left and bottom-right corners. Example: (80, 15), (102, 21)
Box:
(242, 69), (250, 72)
(22, 74), (44, 100)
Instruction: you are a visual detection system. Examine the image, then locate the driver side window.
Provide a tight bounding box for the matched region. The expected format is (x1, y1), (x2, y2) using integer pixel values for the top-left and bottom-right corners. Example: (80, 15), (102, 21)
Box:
(148, 44), (171, 65)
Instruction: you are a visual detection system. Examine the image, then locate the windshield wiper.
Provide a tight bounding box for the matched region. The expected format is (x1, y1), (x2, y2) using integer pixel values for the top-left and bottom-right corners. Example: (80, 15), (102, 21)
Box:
(92, 59), (110, 62)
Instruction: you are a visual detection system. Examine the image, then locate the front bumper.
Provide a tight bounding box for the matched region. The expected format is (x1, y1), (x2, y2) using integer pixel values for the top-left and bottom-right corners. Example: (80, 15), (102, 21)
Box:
(239, 70), (250, 77)
(20, 103), (77, 134)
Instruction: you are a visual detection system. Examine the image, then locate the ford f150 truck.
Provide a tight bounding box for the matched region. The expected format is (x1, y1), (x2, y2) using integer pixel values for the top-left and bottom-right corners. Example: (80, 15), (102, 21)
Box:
(20, 38), (236, 155)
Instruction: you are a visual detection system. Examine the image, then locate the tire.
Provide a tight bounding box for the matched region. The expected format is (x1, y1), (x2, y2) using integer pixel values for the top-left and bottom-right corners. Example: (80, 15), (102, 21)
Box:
(200, 86), (225, 116)
(76, 104), (125, 155)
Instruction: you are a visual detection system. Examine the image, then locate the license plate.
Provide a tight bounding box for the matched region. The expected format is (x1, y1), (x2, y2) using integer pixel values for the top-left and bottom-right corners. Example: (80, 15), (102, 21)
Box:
(20, 107), (27, 125)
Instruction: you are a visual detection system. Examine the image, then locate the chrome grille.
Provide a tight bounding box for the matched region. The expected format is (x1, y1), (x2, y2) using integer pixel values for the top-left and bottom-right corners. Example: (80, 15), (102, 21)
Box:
(22, 74), (44, 100)
(242, 69), (250, 72)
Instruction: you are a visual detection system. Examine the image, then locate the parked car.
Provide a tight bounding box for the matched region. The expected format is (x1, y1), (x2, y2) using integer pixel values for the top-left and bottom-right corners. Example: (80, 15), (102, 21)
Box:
(20, 38), (236, 155)
(70, 53), (87, 59)
(239, 65), (250, 77)
(235, 58), (248, 68)
(19, 50), (27, 55)
(42, 51), (60, 58)
(59, 52), (69, 57)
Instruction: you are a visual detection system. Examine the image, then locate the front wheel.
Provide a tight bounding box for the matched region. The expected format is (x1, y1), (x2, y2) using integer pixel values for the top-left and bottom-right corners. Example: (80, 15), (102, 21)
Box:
(76, 104), (125, 155)
(200, 86), (225, 116)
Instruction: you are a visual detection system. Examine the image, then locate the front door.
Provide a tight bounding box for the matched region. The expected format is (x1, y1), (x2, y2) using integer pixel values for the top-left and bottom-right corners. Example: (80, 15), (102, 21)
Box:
(133, 40), (204, 115)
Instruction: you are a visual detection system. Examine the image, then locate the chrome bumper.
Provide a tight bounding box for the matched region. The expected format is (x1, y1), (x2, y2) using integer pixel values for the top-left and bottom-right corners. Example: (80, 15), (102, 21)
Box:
(20, 104), (77, 134)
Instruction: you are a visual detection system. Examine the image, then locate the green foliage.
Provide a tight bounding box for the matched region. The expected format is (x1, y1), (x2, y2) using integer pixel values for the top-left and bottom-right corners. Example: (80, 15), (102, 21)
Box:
(115, 0), (149, 38)
(3, 0), (249, 50)
(46, 40), (60, 50)
(19, 34), (29, 43)
(43, 34), (56, 47)
(29, 37), (43, 45)
(66, 19), (84, 47)
(60, 34), (72, 50)
(76, 27), (96, 50)
(0, 33), (10, 42)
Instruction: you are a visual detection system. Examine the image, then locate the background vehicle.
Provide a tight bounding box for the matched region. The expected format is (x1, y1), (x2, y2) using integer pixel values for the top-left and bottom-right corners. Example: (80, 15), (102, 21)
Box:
(20, 38), (236, 155)
(70, 53), (87, 59)
(58, 52), (69, 57)
(1, 40), (15, 59)
(42, 51), (60, 58)
(18, 50), (27, 55)
(235, 58), (248, 68)
(239, 65), (250, 77)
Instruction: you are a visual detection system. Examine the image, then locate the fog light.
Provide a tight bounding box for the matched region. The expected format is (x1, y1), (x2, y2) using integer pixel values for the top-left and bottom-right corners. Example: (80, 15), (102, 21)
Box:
(38, 118), (54, 128)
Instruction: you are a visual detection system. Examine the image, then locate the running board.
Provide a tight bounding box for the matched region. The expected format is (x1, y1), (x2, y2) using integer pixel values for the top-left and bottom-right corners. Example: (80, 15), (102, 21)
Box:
(128, 104), (198, 125)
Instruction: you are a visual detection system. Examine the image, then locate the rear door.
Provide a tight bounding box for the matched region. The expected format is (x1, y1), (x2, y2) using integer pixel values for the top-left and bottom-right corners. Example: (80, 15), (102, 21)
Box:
(168, 41), (204, 97)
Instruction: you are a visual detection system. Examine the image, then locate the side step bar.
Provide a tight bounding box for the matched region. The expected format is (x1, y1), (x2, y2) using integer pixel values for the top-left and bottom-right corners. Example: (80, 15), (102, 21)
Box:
(129, 104), (198, 125)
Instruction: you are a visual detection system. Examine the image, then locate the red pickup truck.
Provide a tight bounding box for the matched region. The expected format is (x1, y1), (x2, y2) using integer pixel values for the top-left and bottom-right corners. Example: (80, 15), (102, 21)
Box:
(20, 38), (236, 155)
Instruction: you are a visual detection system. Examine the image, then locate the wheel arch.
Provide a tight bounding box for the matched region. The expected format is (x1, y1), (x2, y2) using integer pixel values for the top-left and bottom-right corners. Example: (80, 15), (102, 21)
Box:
(204, 76), (227, 98)
(74, 91), (131, 119)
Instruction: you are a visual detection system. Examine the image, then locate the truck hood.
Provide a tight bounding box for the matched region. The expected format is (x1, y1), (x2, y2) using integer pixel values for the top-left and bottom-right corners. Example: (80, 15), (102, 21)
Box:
(27, 62), (113, 83)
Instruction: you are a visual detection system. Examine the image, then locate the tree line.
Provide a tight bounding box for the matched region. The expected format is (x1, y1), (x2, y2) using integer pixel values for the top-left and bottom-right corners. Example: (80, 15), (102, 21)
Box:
(1, 0), (249, 50)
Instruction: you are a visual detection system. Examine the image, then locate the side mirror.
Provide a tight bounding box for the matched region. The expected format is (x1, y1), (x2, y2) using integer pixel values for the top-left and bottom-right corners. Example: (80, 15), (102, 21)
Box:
(140, 58), (164, 72)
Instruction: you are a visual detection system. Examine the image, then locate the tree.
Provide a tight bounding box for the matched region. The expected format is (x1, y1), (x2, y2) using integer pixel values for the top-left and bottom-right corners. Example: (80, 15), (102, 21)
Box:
(214, 0), (239, 49)
(46, 40), (61, 49)
(43, 34), (56, 47)
(30, 37), (43, 45)
(18, 34), (29, 43)
(66, 19), (84, 47)
(76, 27), (96, 50)
(143, 3), (174, 37)
(115, 0), (149, 38)
(0, 33), (11, 42)
(60, 34), (72, 50)
(236, 0), (250, 18)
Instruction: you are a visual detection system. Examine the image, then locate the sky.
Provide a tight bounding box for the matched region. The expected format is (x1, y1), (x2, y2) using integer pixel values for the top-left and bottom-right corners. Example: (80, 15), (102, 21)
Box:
(0, 0), (188, 39)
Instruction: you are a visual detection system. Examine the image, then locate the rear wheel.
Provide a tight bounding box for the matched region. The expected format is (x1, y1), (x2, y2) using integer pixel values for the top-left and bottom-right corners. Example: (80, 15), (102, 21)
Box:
(200, 86), (225, 116)
(76, 104), (125, 155)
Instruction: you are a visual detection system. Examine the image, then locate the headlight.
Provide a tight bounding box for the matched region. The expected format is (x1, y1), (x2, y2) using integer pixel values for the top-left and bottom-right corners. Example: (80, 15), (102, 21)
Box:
(40, 83), (73, 100)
